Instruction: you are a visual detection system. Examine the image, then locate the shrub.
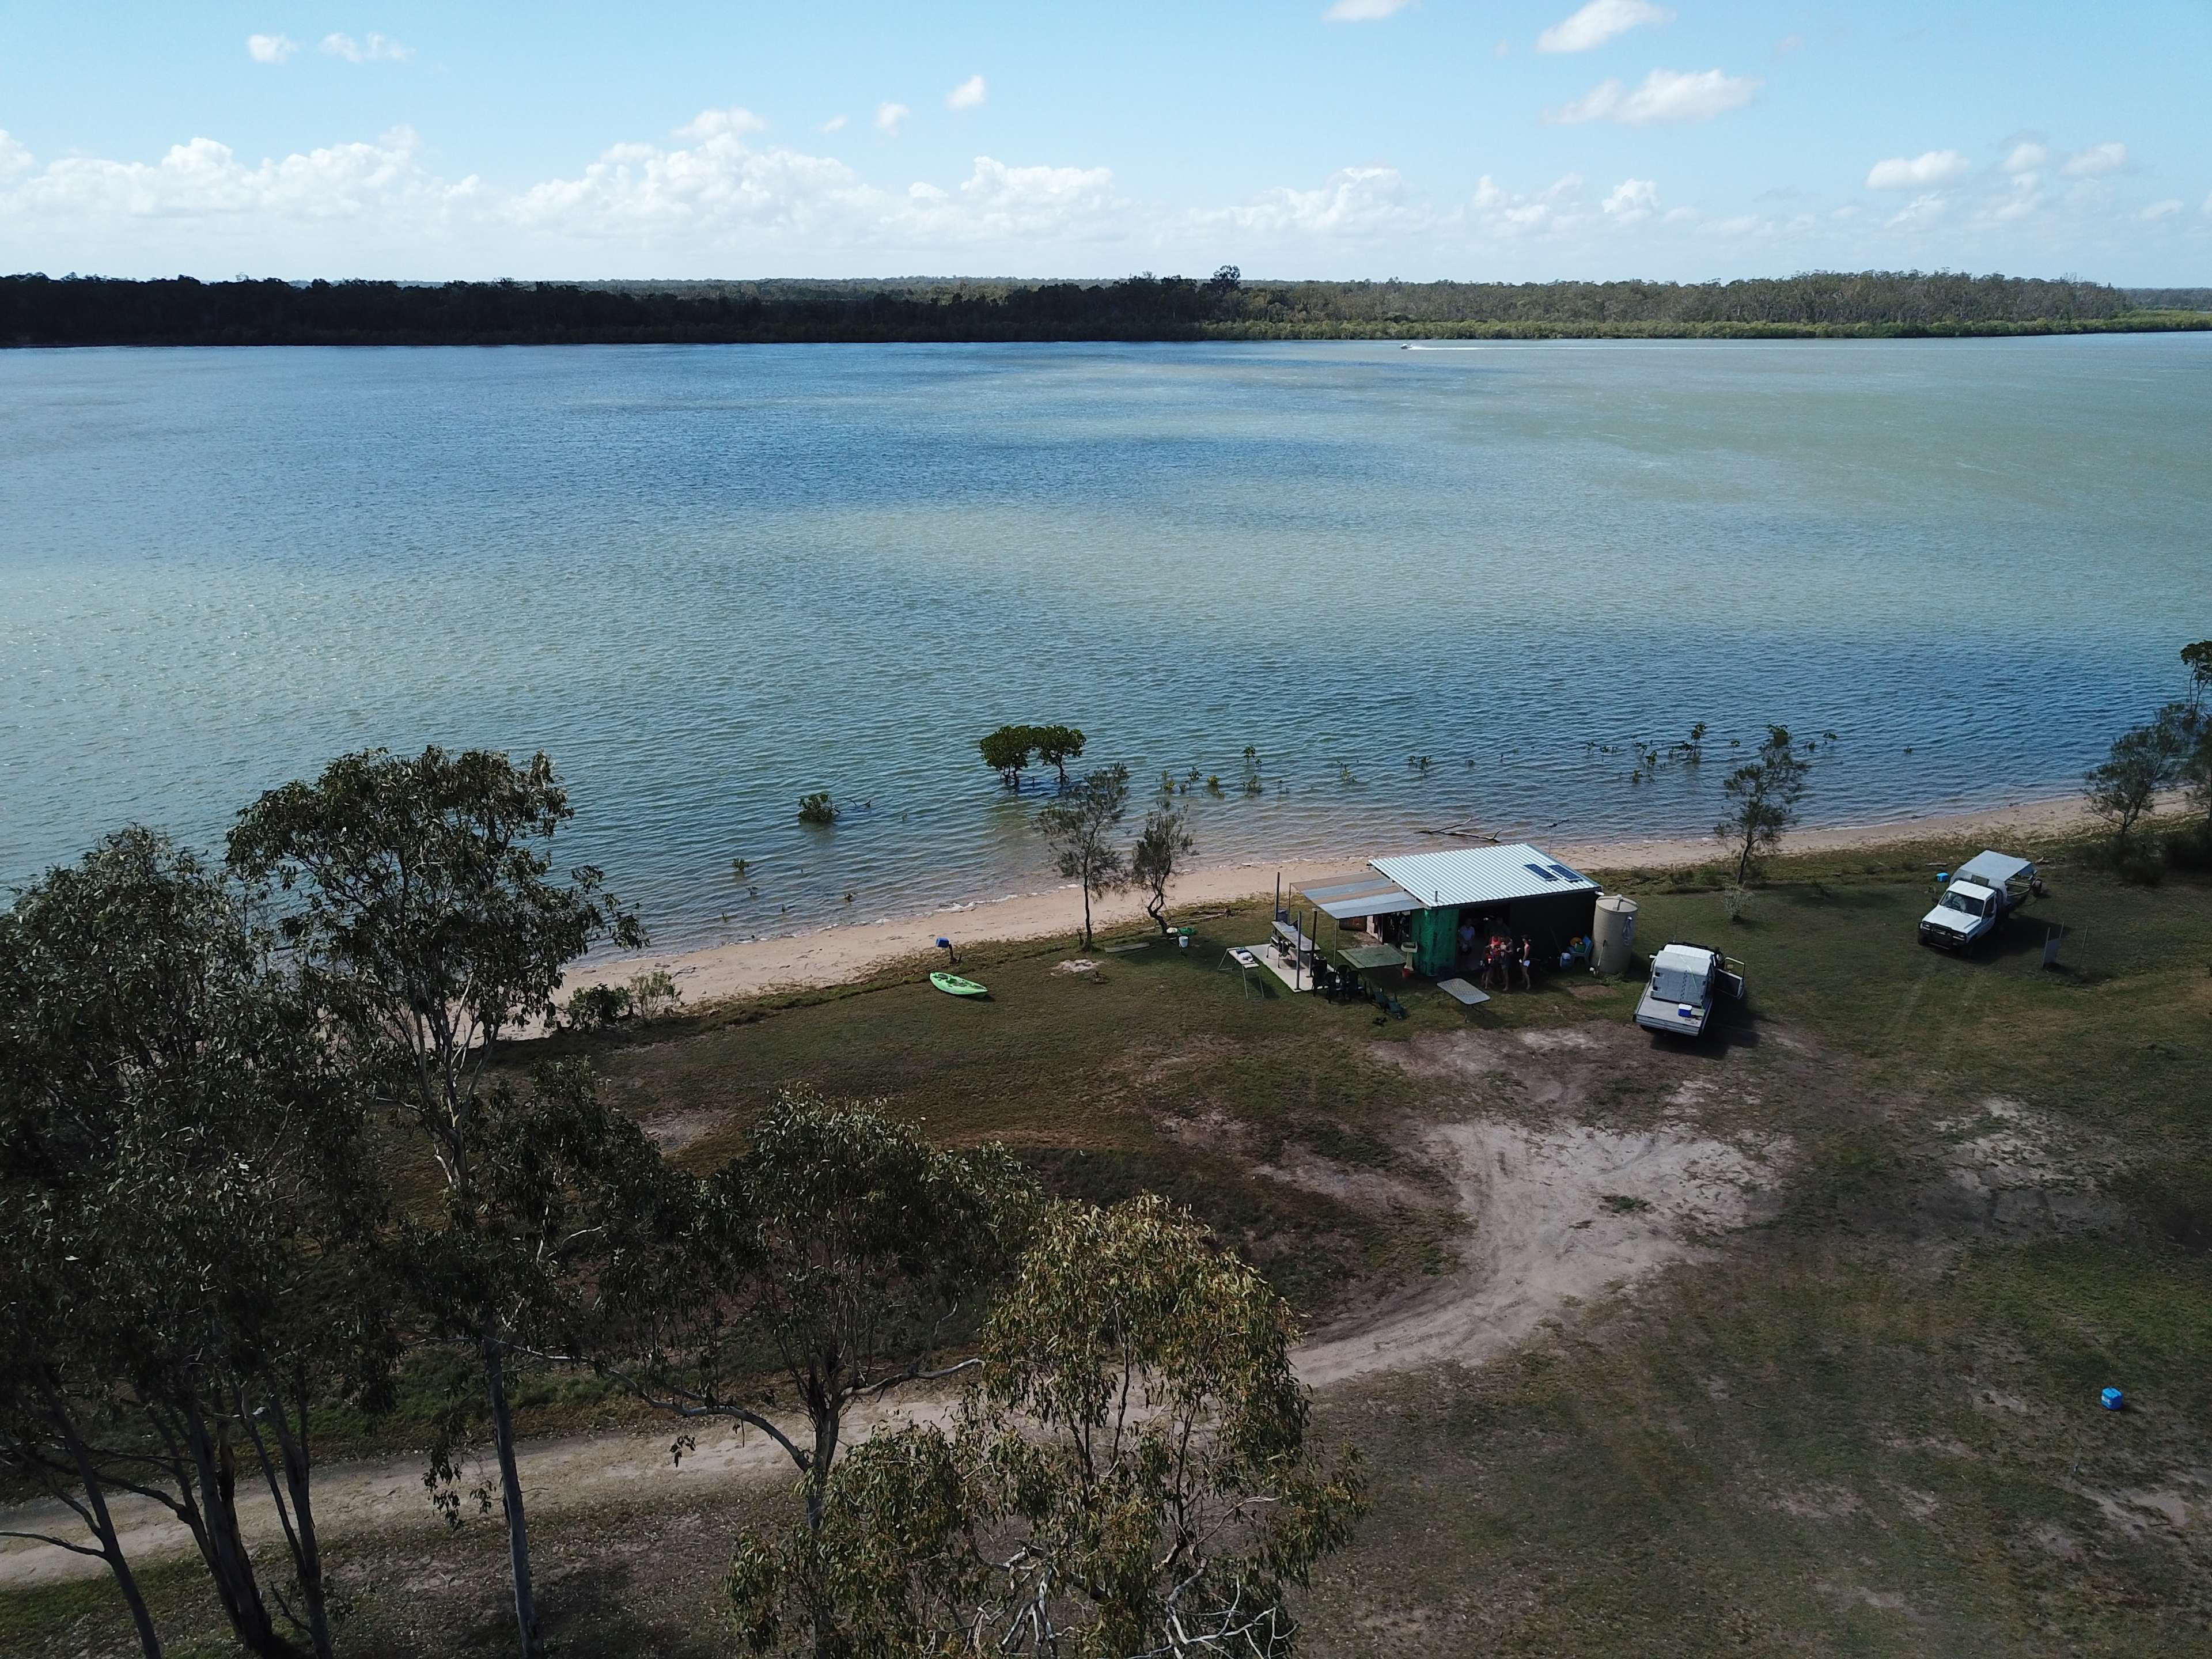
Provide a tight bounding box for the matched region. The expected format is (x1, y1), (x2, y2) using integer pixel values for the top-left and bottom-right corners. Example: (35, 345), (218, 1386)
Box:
(564, 983), (631, 1029)
(628, 968), (681, 1019)
(798, 791), (840, 825)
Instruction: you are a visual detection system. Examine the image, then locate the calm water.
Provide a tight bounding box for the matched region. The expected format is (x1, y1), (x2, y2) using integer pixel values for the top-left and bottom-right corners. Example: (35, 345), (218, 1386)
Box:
(3, 337), (2206, 947)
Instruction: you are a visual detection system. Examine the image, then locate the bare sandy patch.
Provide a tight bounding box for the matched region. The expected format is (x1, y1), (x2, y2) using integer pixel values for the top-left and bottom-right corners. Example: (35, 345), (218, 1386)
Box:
(1296, 1116), (1781, 1388)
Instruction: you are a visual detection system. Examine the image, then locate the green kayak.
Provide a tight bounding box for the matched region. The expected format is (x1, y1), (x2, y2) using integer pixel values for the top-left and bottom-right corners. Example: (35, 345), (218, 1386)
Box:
(930, 972), (989, 998)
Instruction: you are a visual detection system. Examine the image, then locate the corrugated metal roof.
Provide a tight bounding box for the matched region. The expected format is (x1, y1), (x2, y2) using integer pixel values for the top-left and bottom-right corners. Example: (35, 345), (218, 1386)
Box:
(1297, 873), (1423, 919)
(1369, 843), (1599, 910)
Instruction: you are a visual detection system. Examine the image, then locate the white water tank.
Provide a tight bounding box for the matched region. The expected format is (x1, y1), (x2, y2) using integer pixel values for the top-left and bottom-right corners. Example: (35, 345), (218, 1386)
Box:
(1592, 895), (1638, 977)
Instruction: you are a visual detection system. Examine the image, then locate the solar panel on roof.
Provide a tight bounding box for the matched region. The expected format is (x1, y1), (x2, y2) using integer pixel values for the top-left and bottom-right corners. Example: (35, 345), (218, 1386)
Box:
(1524, 862), (1557, 882)
(1548, 864), (1580, 881)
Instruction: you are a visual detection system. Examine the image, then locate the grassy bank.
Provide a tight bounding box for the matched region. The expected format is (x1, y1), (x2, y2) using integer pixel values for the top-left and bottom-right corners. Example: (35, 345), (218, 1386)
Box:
(6, 833), (2209, 1656)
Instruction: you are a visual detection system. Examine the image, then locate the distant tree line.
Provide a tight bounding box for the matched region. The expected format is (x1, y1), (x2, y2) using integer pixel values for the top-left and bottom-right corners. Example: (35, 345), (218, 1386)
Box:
(3, 268), (2206, 348)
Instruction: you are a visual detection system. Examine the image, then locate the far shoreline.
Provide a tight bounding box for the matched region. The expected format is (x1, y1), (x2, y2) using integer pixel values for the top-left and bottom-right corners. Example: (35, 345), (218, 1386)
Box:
(561, 792), (2102, 1010)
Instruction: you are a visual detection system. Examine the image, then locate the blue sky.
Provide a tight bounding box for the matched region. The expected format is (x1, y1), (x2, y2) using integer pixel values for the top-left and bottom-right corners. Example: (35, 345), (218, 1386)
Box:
(1, 2), (2205, 282)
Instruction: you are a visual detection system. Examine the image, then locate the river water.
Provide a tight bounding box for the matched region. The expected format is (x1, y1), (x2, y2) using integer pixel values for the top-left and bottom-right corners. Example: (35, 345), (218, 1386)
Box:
(4, 336), (2205, 945)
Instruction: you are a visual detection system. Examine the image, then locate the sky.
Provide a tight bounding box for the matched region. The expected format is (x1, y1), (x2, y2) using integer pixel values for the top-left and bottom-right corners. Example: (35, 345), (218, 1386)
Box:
(1, 1), (2205, 283)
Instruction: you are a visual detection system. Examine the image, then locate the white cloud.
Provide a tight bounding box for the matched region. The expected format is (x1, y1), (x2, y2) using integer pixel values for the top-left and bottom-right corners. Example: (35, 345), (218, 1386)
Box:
(2061, 142), (2126, 177)
(2140, 198), (2181, 220)
(1865, 150), (1969, 190)
(947, 75), (986, 111)
(2003, 142), (2047, 174)
(1323, 0), (1412, 20)
(875, 103), (910, 135)
(1536, 0), (1672, 54)
(1774, 32), (1805, 56)
(1493, 38), (1510, 58)
(677, 108), (767, 142)
(1992, 173), (2041, 221)
(320, 32), (413, 65)
(1211, 165), (1423, 238)
(1549, 67), (1756, 126)
(5, 126), (462, 222)
(1885, 191), (1948, 229)
(821, 115), (848, 134)
(2205, 191), (2212, 217)
(246, 33), (298, 65)
(1603, 177), (1658, 221)
(0, 104), (2183, 282)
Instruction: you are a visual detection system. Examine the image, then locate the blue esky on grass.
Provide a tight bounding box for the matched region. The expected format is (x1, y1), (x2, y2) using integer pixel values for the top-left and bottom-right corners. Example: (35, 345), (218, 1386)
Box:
(0, 1), (2205, 281)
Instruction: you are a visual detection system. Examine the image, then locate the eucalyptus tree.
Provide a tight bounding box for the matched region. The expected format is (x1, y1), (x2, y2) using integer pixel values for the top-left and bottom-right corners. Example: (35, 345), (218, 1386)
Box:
(727, 1195), (1367, 1657)
(588, 1094), (1037, 1544)
(0, 828), (389, 1659)
(228, 745), (642, 1659)
(414, 1059), (680, 1534)
(1037, 763), (1131, 948)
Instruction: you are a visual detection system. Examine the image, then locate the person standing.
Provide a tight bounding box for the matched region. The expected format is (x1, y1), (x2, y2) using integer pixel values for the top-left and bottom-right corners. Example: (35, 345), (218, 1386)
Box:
(1518, 935), (1534, 991)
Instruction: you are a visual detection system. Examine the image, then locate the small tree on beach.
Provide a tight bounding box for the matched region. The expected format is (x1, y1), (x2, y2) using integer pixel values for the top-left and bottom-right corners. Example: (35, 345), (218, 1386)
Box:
(1131, 802), (1196, 935)
(1030, 725), (1086, 789)
(979, 726), (1037, 790)
(1714, 725), (1813, 886)
(1037, 763), (1130, 949)
(2084, 717), (2185, 854)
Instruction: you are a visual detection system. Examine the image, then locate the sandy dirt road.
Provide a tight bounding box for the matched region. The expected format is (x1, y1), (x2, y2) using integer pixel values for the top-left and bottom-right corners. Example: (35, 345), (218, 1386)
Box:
(0, 1106), (1778, 1588)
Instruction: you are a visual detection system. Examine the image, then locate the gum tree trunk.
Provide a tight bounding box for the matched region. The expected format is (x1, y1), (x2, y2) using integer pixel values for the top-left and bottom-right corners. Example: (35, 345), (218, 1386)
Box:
(483, 1334), (543, 1659)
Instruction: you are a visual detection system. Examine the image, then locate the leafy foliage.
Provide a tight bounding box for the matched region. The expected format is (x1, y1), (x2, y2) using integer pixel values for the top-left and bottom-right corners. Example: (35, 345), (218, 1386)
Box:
(0, 828), (387, 1659)
(593, 1094), (1037, 1546)
(1037, 765), (1132, 948)
(1714, 726), (1814, 887)
(2083, 715), (2186, 854)
(1031, 725), (1088, 788)
(798, 793), (842, 826)
(1131, 804), (1196, 935)
(728, 1196), (1366, 1657)
(226, 745), (641, 1658)
(980, 726), (1038, 790)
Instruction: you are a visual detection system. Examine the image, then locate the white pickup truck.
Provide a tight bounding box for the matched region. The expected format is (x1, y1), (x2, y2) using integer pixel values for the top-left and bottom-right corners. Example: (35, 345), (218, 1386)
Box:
(1633, 942), (1745, 1039)
(1918, 851), (2040, 952)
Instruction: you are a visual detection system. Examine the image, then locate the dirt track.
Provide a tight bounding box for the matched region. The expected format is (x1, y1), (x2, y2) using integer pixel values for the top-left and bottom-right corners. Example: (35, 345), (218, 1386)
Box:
(1, 1073), (1783, 1588)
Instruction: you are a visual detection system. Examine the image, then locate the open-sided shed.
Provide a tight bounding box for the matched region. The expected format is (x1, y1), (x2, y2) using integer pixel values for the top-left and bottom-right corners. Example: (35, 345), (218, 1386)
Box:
(1300, 843), (1601, 978)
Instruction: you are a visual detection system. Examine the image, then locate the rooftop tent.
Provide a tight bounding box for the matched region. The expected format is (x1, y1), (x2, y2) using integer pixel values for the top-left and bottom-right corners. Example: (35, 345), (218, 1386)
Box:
(1953, 851), (2033, 889)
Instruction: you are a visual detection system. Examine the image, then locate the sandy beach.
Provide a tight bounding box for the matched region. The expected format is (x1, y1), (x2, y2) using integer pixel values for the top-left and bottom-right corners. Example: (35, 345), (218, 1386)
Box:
(562, 793), (2103, 1010)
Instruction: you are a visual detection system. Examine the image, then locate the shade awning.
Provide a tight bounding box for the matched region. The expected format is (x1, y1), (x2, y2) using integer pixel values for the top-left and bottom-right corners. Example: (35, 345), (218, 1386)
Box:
(1297, 874), (1422, 921)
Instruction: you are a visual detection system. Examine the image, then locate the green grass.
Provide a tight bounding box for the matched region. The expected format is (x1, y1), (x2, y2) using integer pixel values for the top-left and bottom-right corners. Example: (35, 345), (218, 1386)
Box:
(8, 839), (2211, 1656)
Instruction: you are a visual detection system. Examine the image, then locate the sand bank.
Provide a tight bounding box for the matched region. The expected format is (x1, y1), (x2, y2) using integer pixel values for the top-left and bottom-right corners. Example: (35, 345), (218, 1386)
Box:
(563, 794), (2100, 1009)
